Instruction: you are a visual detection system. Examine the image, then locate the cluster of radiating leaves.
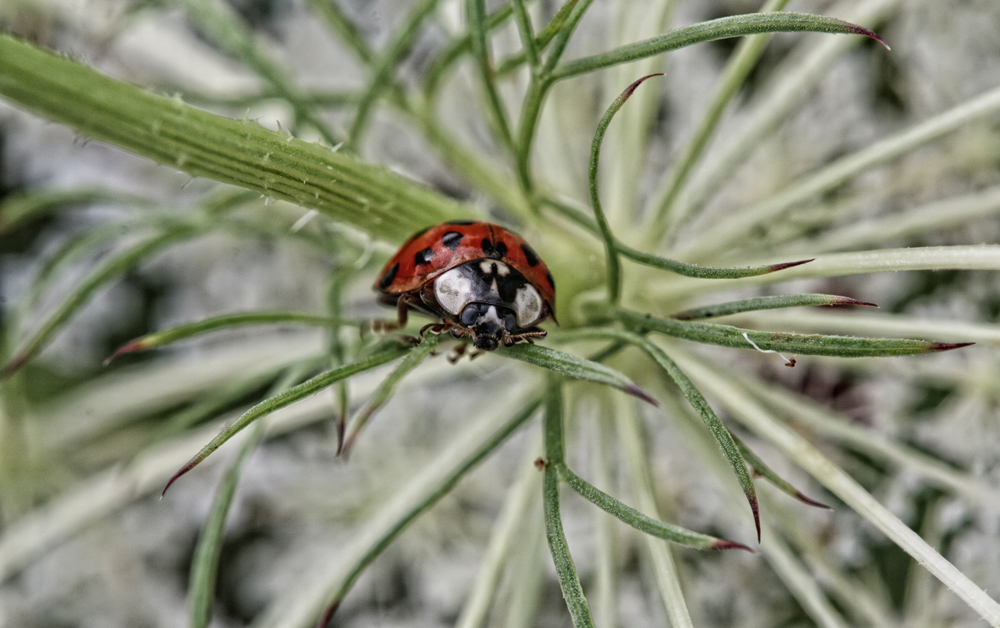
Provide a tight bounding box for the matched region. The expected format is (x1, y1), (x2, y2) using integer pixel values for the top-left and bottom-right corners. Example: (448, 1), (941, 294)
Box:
(1, 1), (1000, 628)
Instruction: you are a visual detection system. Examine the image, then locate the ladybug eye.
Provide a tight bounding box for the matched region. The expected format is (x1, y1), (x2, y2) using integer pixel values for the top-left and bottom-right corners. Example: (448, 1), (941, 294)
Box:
(460, 303), (482, 327)
(502, 310), (517, 332)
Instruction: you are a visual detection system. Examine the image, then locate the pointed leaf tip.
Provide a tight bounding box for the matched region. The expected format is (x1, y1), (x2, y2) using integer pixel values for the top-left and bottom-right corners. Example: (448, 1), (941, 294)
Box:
(750, 495), (761, 543)
(317, 600), (340, 628)
(621, 73), (664, 101)
(623, 384), (659, 407)
(0, 352), (28, 379)
(767, 259), (813, 273)
(842, 21), (890, 50)
(929, 342), (974, 353)
(713, 539), (755, 553)
(104, 340), (145, 366)
(795, 491), (833, 510)
(161, 459), (198, 497)
(834, 297), (878, 308)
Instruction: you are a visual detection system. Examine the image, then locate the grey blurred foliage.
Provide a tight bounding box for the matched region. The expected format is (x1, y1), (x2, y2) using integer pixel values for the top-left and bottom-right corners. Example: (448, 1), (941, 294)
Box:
(1, 0), (1000, 627)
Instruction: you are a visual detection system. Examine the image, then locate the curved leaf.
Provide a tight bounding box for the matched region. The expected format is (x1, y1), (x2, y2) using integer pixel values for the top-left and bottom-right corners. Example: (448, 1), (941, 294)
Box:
(496, 343), (657, 406)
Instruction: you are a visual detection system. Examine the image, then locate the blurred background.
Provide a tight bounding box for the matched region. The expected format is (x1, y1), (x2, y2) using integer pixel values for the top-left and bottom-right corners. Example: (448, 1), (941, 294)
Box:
(2, 1), (1000, 627)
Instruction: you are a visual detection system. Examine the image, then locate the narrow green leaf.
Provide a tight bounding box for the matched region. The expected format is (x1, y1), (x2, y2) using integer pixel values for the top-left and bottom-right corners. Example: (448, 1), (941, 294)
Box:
(559, 464), (751, 550)
(618, 241), (812, 278)
(161, 347), (408, 495)
(644, 0), (791, 236)
(0, 34), (467, 242)
(0, 188), (153, 233)
(187, 363), (324, 628)
(542, 387), (595, 628)
(315, 396), (542, 624)
(347, 0), (439, 149)
(497, 0), (579, 75)
(188, 418), (264, 628)
(554, 327), (760, 541)
(732, 435), (830, 509)
(671, 294), (876, 320)
(106, 311), (351, 363)
(467, 0), (516, 152)
(496, 343), (657, 406)
(341, 334), (440, 454)
(590, 74), (662, 303)
(510, 0), (541, 69)
(540, 195), (813, 279)
(615, 309), (973, 358)
(303, 0), (375, 64)
(168, 0), (340, 146)
(679, 85), (1000, 261)
(552, 12), (887, 81)
(423, 2), (514, 98)
(2, 228), (200, 378)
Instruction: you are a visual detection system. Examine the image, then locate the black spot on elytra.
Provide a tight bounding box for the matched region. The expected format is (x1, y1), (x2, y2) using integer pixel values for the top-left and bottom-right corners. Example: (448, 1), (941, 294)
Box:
(441, 231), (463, 250)
(378, 263), (399, 290)
(414, 247), (434, 266)
(481, 239), (507, 260)
(521, 243), (539, 266)
(445, 219), (476, 226)
(545, 270), (555, 290)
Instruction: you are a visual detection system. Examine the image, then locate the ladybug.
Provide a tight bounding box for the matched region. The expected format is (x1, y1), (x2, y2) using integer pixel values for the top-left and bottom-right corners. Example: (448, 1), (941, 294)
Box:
(374, 220), (556, 351)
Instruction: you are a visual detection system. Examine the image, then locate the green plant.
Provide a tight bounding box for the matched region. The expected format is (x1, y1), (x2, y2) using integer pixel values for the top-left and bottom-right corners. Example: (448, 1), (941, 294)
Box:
(2, 1), (1000, 627)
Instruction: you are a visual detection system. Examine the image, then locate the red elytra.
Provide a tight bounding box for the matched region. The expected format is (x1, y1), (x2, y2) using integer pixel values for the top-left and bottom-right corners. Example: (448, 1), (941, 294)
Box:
(374, 220), (556, 351)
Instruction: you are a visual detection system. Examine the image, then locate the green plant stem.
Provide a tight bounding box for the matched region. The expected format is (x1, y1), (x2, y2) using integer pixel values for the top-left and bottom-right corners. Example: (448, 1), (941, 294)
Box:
(497, 0), (579, 75)
(304, 0), (374, 64)
(514, 0), (596, 191)
(645, 0), (790, 237)
(315, 396), (542, 623)
(616, 396), (694, 628)
(342, 334), (440, 454)
(467, 0), (516, 153)
(511, 0), (541, 69)
(670, 347), (1000, 627)
(553, 327), (759, 540)
(542, 383), (595, 628)
(3, 228), (199, 377)
(170, 0), (341, 146)
(679, 84), (1000, 261)
(188, 364), (309, 628)
(347, 0), (439, 150)
(667, 0), (900, 232)
(0, 34), (465, 242)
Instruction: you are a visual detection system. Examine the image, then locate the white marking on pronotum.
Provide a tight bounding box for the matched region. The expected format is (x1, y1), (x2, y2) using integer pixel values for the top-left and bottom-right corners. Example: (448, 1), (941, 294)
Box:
(742, 332), (796, 367)
(435, 268), (475, 315)
(291, 209), (319, 232)
(513, 284), (542, 326)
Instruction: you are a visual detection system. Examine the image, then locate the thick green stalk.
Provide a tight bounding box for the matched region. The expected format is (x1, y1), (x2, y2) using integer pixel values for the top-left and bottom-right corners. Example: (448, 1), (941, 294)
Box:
(0, 34), (466, 242)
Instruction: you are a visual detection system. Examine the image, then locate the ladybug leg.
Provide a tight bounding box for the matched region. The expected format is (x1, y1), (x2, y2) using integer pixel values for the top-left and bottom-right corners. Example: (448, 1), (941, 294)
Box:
(420, 321), (455, 337)
(507, 329), (548, 346)
(365, 295), (415, 339)
(447, 342), (467, 364)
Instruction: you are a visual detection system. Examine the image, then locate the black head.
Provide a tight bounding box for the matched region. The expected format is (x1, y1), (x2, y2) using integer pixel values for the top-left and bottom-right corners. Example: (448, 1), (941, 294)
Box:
(459, 303), (517, 351)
